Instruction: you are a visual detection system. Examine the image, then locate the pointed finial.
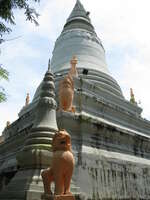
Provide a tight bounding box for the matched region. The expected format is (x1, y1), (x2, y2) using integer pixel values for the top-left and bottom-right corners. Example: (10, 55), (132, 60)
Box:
(66, 0), (91, 25)
(70, 55), (77, 66)
(130, 88), (136, 104)
(6, 121), (10, 128)
(69, 56), (78, 77)
(25, 93), (30, 106)
(48, 58), (51, 71)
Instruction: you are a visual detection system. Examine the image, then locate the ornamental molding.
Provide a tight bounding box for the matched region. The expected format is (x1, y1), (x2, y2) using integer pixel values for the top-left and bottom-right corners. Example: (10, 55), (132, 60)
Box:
(55, 29), (103, 47)
(38, 97), (57, 109)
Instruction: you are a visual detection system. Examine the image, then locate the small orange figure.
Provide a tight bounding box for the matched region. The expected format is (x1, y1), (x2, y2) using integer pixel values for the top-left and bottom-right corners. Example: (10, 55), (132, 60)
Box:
(59, 75), (75, 112)
(25, 93), (30, 106)
(59, 56), (78, 113)
(130, 88), (136, 104)
(6, 121), (10, 128)
(41, 129), (75, 197)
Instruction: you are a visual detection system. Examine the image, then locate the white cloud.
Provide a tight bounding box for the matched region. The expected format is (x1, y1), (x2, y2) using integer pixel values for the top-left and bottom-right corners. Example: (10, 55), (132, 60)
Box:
(84, 0), (150, 120)
(119, 53), (150, 119)
(14, 0), (74, 41)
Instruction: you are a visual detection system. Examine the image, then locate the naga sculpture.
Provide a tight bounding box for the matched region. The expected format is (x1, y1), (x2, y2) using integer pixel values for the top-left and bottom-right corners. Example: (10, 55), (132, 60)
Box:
(25, 93), (30, 106)
(130, 88), (137, 104)
(6, 121), (10, 128)
(59, 56), (78, 113)
(41, 129), (75, 199)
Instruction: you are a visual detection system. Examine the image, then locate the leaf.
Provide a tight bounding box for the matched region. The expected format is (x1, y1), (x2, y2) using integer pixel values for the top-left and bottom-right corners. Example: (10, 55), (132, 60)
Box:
(0, 66), (9, 80)
(0, 91), (6, 102)
(25, 5), (39, 26)
(0, 22), (11, 36)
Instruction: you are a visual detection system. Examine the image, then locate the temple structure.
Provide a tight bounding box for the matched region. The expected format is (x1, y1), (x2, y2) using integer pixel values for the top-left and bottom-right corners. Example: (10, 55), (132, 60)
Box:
(1, 0), (150, 199)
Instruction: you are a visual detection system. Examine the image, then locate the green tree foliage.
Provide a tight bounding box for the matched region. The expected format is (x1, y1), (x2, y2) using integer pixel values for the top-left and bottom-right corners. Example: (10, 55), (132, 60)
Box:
(0, 0), (40, 37)
(0, 0), (40, 102)
(0, 66), (9, 102)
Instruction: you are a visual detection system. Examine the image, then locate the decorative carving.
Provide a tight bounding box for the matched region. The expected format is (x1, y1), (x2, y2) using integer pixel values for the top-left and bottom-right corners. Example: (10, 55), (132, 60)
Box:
(38, 97), (57, 109)
(59, 56), (78, 113)
(6, 121), (10, 128)
(25, 93), (30, 106)
(41, 129), (75, 198)
(57, 30), (101, 46)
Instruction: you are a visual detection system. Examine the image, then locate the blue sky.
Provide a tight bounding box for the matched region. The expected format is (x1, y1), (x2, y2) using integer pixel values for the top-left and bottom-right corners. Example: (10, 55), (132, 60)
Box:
(0, 0), (150, 133)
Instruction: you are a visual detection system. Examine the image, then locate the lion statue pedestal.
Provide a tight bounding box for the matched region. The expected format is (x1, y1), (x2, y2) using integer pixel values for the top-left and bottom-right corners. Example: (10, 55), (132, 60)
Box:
(41, 130), (75, 200)
(41, 194), (75, 200)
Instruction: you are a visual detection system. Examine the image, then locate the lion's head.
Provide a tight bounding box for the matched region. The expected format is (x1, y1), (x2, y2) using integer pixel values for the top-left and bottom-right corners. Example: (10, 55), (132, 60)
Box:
(52, 129), (72, 152)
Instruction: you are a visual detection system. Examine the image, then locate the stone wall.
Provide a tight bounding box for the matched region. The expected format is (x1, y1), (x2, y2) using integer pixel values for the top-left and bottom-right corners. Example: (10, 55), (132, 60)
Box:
(57, 111), (150, 200)
(74, 148), (150, 200)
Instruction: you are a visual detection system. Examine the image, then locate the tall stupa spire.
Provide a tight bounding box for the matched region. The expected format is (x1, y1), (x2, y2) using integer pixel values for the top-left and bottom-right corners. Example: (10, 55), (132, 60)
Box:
(50, 0), (123, 97)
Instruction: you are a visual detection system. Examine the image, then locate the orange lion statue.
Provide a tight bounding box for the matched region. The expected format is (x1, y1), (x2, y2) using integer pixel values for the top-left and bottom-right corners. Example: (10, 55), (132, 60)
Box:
(41, 129), (75, 198)
(59, 75), (75, 112)
(59, 56), (78, 113)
